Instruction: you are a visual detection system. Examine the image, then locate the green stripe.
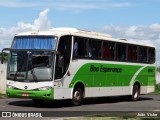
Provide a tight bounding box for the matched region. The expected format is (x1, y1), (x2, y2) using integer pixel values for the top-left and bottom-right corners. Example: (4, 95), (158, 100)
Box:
(70, 63), (155, 88)
(135, 66), (156, 86)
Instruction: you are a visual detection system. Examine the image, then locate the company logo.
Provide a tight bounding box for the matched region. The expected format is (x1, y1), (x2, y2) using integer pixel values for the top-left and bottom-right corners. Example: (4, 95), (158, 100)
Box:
(24, 86), (28, 90)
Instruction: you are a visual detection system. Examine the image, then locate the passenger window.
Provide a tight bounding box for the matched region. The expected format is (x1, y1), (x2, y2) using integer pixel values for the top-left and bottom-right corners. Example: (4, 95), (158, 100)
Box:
(148, 48), (155, 64)
(116, 43), (127, 61)
(97, 41), (102, 58)
(88, 40), (102, 58)
(138, 47), (147, 63)
(74, 37), (88, 58)
(103, 41), (115, 59)
(73, 40), (78, 57)
(132, 46), (138, 61)
(128, 45), (137, 61)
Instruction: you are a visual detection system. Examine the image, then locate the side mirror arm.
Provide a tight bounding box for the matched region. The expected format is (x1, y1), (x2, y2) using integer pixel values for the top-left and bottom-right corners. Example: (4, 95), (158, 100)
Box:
(1, 48), (11, 64)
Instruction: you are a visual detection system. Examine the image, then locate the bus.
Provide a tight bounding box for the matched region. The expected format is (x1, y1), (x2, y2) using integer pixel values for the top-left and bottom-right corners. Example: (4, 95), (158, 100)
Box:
(1, 28), (156, 106)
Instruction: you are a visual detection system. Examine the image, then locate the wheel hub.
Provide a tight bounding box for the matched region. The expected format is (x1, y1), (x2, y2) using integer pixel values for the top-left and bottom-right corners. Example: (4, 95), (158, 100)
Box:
(74, 91), (80, 101)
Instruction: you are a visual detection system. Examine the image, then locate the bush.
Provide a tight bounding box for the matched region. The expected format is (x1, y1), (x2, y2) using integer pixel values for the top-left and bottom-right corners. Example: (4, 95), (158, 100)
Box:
(155, 83), (160, 91)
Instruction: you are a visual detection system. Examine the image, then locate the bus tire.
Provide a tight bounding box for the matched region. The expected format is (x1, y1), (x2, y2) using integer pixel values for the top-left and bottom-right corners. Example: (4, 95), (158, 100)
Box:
(72, 87), (82, 106)
(32, 99), (44, 104)
(132, 85), (139, 101)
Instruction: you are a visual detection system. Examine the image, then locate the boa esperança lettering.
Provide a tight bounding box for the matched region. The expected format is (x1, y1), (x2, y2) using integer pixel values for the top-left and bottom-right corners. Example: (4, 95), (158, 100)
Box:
(90, 65), (122, 73)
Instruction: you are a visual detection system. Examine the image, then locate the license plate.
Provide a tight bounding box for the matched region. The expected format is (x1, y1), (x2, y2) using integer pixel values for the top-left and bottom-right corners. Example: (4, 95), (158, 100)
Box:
(22, 93), (29, 97)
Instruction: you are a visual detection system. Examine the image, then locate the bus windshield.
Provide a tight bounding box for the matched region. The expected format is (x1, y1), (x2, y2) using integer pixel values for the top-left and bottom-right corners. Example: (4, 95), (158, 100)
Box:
(7, 50), (54, 82)
(6, 36), (57, 82)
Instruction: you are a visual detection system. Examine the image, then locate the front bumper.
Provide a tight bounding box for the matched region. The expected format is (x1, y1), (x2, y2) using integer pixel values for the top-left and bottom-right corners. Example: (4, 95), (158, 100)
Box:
(6, 88), (54, 100)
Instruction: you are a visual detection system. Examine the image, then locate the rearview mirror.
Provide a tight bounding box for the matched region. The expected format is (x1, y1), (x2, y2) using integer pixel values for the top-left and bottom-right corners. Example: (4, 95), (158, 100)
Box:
(1, 48), (11, 64)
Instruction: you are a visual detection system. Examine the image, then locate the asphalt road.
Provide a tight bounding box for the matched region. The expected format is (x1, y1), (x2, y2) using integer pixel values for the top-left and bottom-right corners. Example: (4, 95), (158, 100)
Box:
(0, 95), (160, 119)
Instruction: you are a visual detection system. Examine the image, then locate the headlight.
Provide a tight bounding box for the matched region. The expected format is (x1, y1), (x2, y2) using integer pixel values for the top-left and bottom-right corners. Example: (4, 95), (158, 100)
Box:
(7, 85), (15, 89)
(38, 86), (52, 90)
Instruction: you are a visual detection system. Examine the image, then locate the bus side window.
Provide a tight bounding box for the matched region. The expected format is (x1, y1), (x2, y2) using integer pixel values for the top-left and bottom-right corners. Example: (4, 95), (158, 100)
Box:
(128, 45), (137, 61)
(138, 47), (143, 62)
(103, 42), (115, 60)
(128, 47), (131, 60)
(116, 43), (126, 61)
(148, 48), (155, 64)
(138, 47), (147, 63)
(88, 39), (102, 58)
(132, 46), (137, 61)
(88, 40), (92, 57)
(110, 42), (115, 59)
(92, 40), (96, 58)
(74, 37), (88, 58)
(103, 42), (111, 59)
(142, 47), (147, 62)
(98, 41), (102, 58)
(74, 40), (78, 57)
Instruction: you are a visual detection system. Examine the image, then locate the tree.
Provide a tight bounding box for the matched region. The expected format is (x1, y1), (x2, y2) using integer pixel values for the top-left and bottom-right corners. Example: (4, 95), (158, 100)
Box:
(0, 52), (9, 62)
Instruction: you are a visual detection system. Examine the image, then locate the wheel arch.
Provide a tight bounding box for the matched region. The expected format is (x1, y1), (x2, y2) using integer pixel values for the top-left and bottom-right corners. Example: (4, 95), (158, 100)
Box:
(72, 81), (85, 98)
(133, 81), (141, 94)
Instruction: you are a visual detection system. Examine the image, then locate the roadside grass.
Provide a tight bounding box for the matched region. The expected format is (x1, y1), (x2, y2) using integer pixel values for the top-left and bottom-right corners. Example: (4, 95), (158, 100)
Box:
(0, 93), (7, 98)
(66, 116), (160, 120)
(65, 113), (160, 120)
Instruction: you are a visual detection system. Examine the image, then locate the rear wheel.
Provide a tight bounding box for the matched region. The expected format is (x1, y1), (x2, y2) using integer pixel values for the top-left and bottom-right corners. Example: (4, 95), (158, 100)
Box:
(132, 85), (140, 101)
(72, 87), (83, 106)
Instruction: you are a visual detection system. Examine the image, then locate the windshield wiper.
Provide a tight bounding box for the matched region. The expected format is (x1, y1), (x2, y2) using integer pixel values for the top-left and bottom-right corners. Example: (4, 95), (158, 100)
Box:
(13, 71), (18, 81)
(31, 67), (38, 82)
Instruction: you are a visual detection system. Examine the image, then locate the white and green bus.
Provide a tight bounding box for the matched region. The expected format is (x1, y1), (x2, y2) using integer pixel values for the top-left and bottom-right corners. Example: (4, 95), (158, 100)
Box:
(1, 28), (156, 105)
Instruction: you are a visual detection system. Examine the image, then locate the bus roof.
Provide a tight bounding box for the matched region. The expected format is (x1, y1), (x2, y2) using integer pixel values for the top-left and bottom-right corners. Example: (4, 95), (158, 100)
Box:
(16, 27), (155, 48)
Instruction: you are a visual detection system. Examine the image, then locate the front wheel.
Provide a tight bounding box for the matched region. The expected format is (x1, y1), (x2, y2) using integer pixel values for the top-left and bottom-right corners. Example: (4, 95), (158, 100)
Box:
(132, 85), (140, 101)
(72, 87), (83, 106)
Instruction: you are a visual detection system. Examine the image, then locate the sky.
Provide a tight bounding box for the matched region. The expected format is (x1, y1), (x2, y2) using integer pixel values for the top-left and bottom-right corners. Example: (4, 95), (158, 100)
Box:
(0, 0), (160, 66)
